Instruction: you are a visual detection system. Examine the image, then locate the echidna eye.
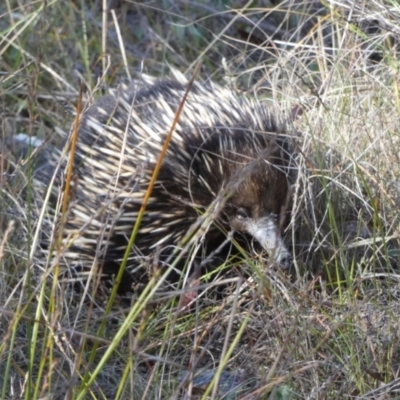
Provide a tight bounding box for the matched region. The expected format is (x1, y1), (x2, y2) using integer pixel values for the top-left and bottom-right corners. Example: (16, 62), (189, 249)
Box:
(236, 208), (249, 221)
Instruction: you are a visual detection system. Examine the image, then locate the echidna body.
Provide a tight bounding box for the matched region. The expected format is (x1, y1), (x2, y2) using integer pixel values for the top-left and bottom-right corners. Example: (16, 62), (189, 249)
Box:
(37, 72), (292, 290)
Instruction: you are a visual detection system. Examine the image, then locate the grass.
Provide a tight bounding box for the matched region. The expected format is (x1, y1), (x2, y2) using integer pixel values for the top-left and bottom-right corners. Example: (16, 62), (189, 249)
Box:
(1, 0), (400, 399)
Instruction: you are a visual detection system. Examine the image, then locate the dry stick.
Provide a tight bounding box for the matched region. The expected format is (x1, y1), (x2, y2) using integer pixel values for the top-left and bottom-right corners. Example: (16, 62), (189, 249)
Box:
(62, 91), (82, 222)
(111, 9), (131, 80)
(55, 83), (84, 258)
(101, 0), (107, 77)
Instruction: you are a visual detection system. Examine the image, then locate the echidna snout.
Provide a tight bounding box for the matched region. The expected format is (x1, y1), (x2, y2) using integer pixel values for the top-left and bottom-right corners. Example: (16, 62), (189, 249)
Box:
(229, 212), (292, 268)
(224, 168), (292, 268)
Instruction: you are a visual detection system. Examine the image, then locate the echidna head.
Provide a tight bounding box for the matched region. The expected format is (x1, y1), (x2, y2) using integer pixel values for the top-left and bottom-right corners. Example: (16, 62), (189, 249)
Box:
(220, 154), (292, 269)
(173, 125), (293, 268)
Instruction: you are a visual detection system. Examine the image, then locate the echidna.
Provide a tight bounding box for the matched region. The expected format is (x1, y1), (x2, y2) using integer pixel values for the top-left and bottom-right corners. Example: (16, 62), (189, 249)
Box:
(34, 72), (293, 292)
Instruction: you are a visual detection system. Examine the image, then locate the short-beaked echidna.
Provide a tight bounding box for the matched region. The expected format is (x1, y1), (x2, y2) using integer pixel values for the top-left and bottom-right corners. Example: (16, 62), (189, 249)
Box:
(35, 72), (293, 292)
